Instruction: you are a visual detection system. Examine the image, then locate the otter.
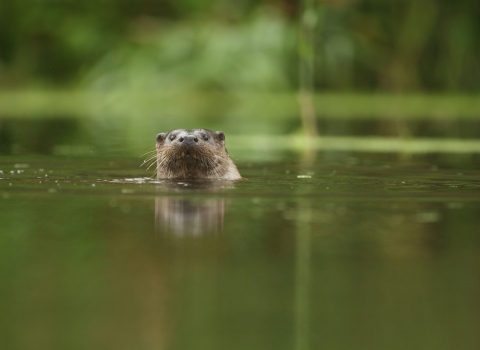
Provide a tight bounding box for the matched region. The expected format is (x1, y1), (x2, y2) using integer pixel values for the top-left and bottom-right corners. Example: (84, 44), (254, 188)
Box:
(155, 129), (241, 180)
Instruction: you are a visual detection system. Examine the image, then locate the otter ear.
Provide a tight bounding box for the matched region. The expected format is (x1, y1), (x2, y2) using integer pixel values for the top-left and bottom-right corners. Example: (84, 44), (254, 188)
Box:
(215, 131), (225, 141)
(156, 133), (166, 143)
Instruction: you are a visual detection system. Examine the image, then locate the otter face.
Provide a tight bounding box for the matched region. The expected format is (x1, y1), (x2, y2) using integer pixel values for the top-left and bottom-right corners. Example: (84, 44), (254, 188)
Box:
(155, 129), (240, 180)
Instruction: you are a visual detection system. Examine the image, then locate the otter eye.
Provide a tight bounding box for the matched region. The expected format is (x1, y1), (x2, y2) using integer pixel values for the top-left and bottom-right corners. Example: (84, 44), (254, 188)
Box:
(169, 134), (176, 141)
(203, 134), (208, 141)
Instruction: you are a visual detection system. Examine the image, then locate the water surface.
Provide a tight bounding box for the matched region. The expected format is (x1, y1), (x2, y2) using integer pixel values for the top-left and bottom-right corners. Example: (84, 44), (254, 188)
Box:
(0, 152), (479, 350)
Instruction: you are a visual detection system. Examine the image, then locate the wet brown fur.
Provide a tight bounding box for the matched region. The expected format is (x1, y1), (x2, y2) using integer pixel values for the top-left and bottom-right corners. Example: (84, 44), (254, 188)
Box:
(155, 129), (241, 180)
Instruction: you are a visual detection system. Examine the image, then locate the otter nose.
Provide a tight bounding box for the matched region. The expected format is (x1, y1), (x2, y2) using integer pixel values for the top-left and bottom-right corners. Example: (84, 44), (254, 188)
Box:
(178, 135), (198, 144)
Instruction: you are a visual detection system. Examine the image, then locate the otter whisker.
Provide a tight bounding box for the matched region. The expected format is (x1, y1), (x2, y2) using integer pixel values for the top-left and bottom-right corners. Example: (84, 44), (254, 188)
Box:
(140, 148), (157, 157)
(146, 155), (159, 165)
(143, 154), (157, 162)
(146, 160), (158, 170)
(145, 162), (156, 170)
(212, 154), (229, 163)
(142, 157), (158, 167)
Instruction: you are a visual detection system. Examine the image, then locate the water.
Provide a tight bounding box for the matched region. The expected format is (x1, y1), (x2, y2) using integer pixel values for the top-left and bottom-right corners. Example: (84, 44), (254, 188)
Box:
(0, 152), (479, 350)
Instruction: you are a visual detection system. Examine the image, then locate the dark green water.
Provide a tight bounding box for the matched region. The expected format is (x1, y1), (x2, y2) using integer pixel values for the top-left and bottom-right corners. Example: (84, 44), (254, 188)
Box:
(0, 152), (479, 350)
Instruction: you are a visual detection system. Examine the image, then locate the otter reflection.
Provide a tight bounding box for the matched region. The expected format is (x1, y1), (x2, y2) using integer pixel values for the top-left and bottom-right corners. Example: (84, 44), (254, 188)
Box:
(155, 180), (235, 237)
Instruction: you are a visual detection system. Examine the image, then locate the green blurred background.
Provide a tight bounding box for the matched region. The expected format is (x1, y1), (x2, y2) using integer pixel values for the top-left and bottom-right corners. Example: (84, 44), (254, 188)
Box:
(1, 0), (480, 155)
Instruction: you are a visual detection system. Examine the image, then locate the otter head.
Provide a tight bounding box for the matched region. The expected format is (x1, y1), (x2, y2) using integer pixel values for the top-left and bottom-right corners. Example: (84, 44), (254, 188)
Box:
(155, 129), (241, 180)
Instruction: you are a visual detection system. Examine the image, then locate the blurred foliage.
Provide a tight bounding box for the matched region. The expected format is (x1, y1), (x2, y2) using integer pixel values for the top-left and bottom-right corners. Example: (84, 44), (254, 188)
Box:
(84, 9), (294, 93)
(1, 0), (480, 92)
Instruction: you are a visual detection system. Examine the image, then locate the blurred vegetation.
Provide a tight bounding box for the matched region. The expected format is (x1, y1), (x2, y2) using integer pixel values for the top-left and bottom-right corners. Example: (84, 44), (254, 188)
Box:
(1, 0), (480, 92)
(1, 0), (480, 154)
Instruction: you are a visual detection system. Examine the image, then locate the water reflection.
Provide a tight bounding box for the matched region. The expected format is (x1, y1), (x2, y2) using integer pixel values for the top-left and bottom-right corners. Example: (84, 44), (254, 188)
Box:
(154, 180), (236, 237)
